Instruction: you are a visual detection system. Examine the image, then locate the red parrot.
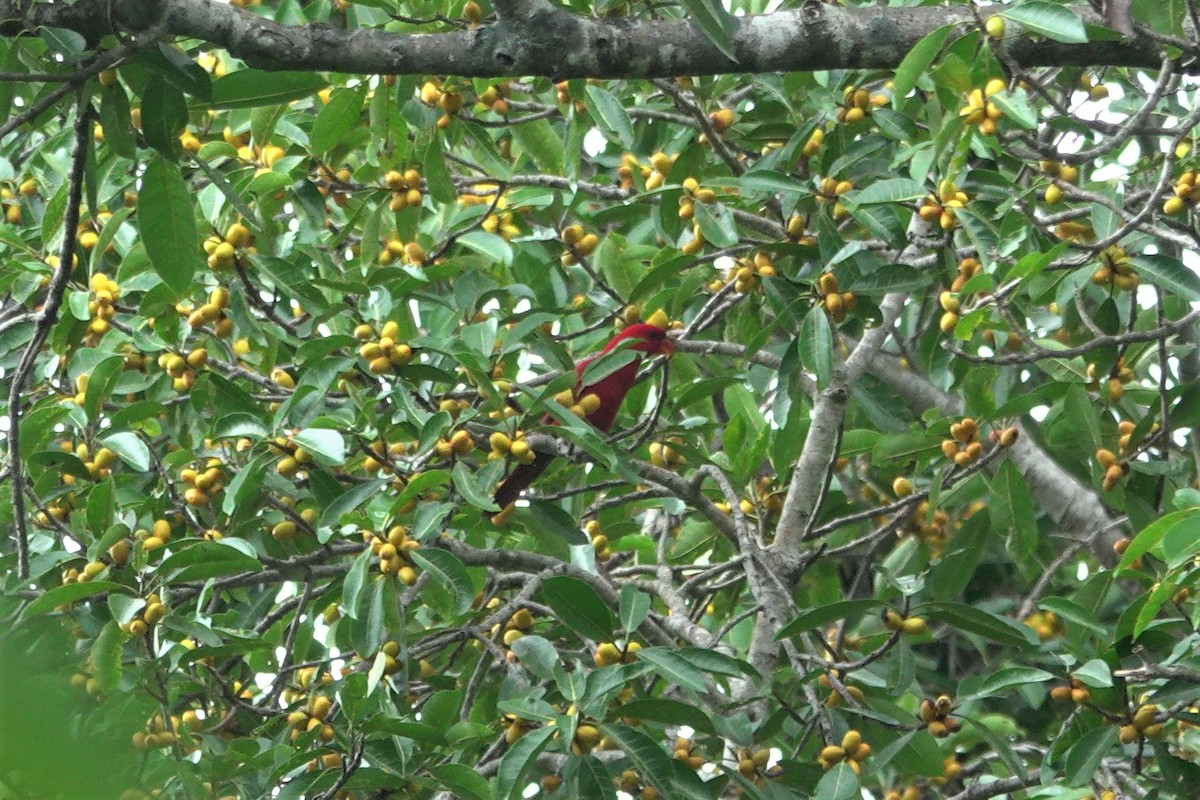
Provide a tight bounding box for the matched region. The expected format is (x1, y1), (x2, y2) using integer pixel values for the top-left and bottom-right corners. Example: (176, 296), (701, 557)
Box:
(492, 322), (673, 511)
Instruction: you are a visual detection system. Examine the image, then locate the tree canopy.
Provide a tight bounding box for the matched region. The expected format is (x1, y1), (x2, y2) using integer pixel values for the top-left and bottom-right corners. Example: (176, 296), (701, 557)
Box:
(3, 1), (1200, 800)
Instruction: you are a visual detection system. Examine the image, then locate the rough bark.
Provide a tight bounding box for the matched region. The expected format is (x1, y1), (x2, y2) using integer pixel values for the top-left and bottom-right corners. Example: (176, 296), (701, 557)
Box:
(0, 0), (1169, 79)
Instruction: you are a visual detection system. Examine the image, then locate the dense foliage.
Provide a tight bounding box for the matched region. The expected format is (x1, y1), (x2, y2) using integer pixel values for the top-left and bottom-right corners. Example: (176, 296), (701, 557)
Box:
(3, 2), (1200, 800)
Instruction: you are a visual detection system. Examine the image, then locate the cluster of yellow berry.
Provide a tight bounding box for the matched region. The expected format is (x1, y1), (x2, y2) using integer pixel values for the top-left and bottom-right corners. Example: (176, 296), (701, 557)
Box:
(678, 176), (717, 220)
(883, 608), (927, 636)
(180, 459), (226, 507)
(785, 213), (816, 245)
(918, 695), (959, 738)
(673, 735), (706, 769)
(817, 729), (871, 772)
(33, 492), (74, 528)
(286, 694), (335, 743)
(1026, 610), (1066, 641)
(366, 526), (421, 584)
(187, 286), (235, 338)
(157, 347), (208, 392)
(77, 211), (113, 252)
(121, 594), (167, 637)
(1119, 703), (1164, 743)
(735, 745), (780, 786)
(433, 429), (475, 459)
(314, 163), (352, 207)
(203, 221), (253, 271)
(802, 128), (824, 158)
(837, 86), (888, 124)
(1164, 170), (1199, 215)
(643, 151), (677, 191)
(269, 506), (318, 542)
(284, 667), (334, 704)
(648, 439), (684, 469)
(355, 320), (414, 375)
(481, 207), (522, 240)
(1078, 73), (1110, 101)
(384, 168), (423, 212)
(84, 272), (120, 337)
(59, 439), (118, 484)
(593, 638), (641, 666)
(1117, 418), (1155, 455)
(584, 519), (613, 560)
(489, 430), (534, 465)
(362, 439), (413, 474)
(553, 80), (588, 113)
(616, 154), (638, 190)
(731, 252), (778, 294)
(1091, 244), (1139, 290)
(1040, 160), (1079, 204)
(816, 271), (856, 323)
(137, 518), (176, 553)
(708, 107), (735, 132)
(883, 788), (923, 800)
(958, 79), (1007, 135)
(420, 79), (463, 128)
(132, 709), (202, 750)
(940, 417), (984, 467)
(476, 81), (509, 116)
(225, 128), (287, 171)
(270, 436), (315, 478)
(919, 180), (970, 231)
(493, 607), (536, 651)
(1, 178), (36, 223)
(1086, 356), (1134, 401)
(500, 712), (534, 745)
(1095, 447), (1128, 491)
(378, 235), (426, 266)
(816, 176), (854, 221)
(615, 769), (660, 800)
(560, 223), (600, 265)
(819, 671), (865, 707)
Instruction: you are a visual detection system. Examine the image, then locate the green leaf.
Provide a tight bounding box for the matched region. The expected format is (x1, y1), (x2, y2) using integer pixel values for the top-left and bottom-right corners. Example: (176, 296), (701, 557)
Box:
(584, 85), (634, 149)
(613, 698), (715, 735)
(1134, 578), (1177, 638)
(636, 647), (708, 692)
(138, 155), (200, 295)
(320, 478), (389, 529)
(990, 461), (1037, 559)
(310, 85), (366, 156)
(1132, 254), (1200, 301)
(158, 540), (263, 582)
(851, 178), (927, 205)
(1002, 3), (1088, 43)
(23, 581), (134, 617)
(892, 25), (954, 101)
(429, 763), (490, 800)
(738, 169), (808, 195)
(692, 201), (739, 248)
(141, 76), (187, 159)
(99, 431), (151, 472)
(919, 601), (1038, 648)
(849, 265), (933, 294)
(1037, 597), (1107, 636)
(423, 137), (457, 205)
(88, 621), (124, 694)
(340, 547), (373, 620)
(1064, 726), (1117, 785)
(618, 584), (651, 633)
(776, 599), (881, 640)
(458, 230), (513, 265)
(540, 576), (616, 641)
(494, 726), (554, 799)
(451, 461), (499, 511)
(599, 724), (709, 800)
(210, 70), (327, 108)
(99, 83), (137, 159)
(1073, 659), (1113, 688)
(969, 667), (1055, 699)
(1119, 509), (1200, 572)
(798, 307), (833, 387)
(510, 117), (565, 174)
(409, 548), (474, 616)
(680, 0), (737, 61)
(814, 762), (859, 800)
(1162, 520), (1200, 568)
(507, 635), (559, 682)
(987, 90), (1038, 130)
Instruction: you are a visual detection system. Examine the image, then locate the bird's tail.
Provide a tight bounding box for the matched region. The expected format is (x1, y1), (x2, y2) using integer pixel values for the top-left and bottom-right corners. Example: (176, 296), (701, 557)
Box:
(492, 455), (552, 512)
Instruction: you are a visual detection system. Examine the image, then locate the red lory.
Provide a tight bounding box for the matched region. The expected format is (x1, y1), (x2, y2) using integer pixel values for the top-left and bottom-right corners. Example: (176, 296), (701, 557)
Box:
(492, 322), (674, 511)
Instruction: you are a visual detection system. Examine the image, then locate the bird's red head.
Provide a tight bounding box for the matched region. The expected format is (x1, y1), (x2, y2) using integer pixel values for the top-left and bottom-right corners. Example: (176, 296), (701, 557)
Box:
(603, 323), (674, 357)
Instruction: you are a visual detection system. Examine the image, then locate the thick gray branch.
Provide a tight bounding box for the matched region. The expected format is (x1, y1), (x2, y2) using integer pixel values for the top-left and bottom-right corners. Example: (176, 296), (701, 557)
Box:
(0, 0), (1168, 79)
